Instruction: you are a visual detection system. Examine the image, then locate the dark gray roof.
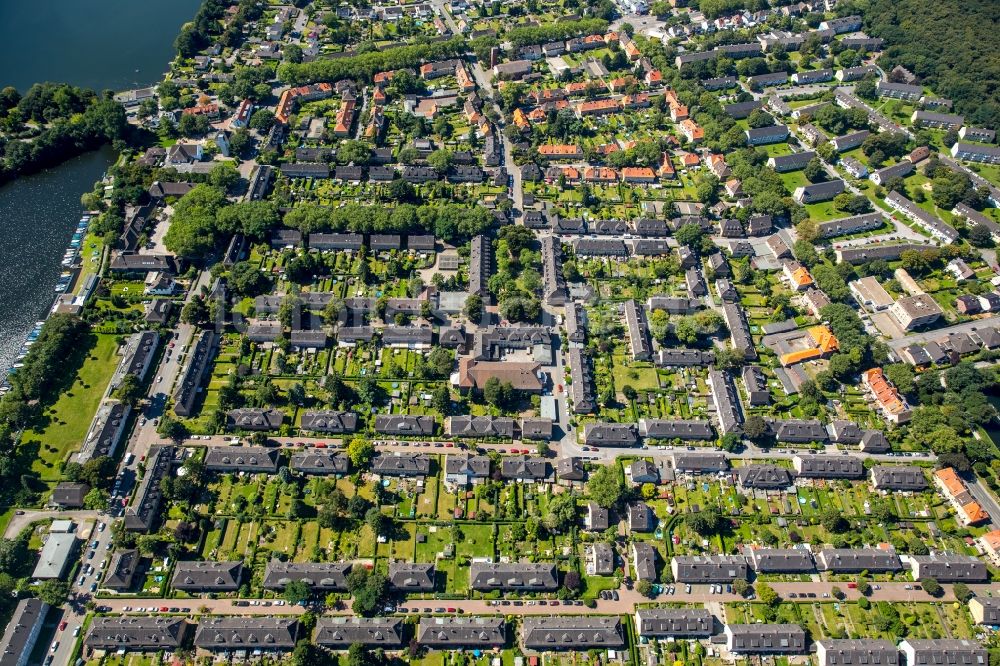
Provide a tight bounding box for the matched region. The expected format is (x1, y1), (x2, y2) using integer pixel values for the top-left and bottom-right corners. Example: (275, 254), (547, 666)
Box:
(501, 456), (549, 480)
(388, 562), (436, 591)
(727, 624), (806, 654)
(910, 554), (988, 582)
(769, 418), (828, 443)
(871, 465), (927, 491)
(290, 451), (349, 475)
(448, 416), (516, 439)
(51, 482), (90, 508)
(860, 429), (890, 453)
(86, 617), (189, 652)
(313, 617), (404, 648)
(794, 454), (863, 478)
(374, 414), (436, 436)
(0, 598), (49, 663)
(371, 452), (432, 476)
(632, 541), (658, 581)
(738, 464), (793, 489)
(672, 452), (729, 473)
(263, 560), (353, 590)
(817, 639), (900, 666)
(747, 548), (815, 573)
(171, 561), (243, 591)
(639, 419), (714, 440)
(901, 640), (986, 666)
(204, 446), (281, 473)
(226, 408), (284, 431)
(470, 562), (559, 590)
(521, 417), (554, 440)
(299, 410), (358, 434)
(583, 422), (639, 447)
(445, 454), (491, 478)
(556, 457), (585, 481)
(522, 617), (625, 650)
(105, 549), (141, 590)
(816, 548), (902, 572)
(417, 617), (506, 647)
(194, 617), (299, 651)
(672, 555), (748, 582)
(124, 445), (175, 532)
(635, 608), (714, 638)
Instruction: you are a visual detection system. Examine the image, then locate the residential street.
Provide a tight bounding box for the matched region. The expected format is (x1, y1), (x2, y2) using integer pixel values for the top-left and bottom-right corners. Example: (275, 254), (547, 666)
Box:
(885, 315), (1000, 350)
(90, 580), (981, 619)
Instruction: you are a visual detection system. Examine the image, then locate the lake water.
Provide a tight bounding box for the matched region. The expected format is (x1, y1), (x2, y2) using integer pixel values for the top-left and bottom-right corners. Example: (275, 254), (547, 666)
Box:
(0, 0), (203, 372)
(0, 0), (204, 93)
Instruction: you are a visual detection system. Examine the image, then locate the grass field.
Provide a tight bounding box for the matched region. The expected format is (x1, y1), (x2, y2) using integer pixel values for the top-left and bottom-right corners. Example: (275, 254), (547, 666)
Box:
(22, 333), (121, 480)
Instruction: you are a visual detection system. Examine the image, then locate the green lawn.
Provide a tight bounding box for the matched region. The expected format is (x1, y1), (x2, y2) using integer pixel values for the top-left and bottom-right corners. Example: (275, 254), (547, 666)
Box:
(22, 334), (121, 480)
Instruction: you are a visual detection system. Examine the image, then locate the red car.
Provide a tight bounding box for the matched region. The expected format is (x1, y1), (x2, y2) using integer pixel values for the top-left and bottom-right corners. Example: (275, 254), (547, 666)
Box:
(447, 607), (456, 613)
(159, 606), (168, 613)
(58, 621), (67, 631)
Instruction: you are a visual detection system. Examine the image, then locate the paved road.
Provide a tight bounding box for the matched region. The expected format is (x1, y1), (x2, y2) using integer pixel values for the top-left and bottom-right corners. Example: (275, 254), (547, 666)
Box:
(2, 509), (100, 539)
(91, 581), (985, 620)
(967, 476), (1000, 528)
(885, 315), (1000, 350)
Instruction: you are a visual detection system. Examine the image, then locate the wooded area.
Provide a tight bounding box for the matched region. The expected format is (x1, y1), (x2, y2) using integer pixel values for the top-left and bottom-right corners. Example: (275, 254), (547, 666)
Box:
(862, 0), (1000, 129)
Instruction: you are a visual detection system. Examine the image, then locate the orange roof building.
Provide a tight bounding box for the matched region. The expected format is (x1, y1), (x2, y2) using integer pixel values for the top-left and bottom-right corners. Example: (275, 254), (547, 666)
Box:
(512, 108), (530, 130)
(527, 108), (547, 122)
(679, 119), (704, 143)
(934, 467), (990, 526)
(670, 103), (689, 121)
(621, 93), (650, 109)
(778, 325), (838, 366)
(564, 81), (591, 97)
(608, 76), (636, 92)
(576, 98), (619, 117)
(979, 530), (1000, 565)
(537, 144), (583, 159)
(584, 166), (618, 183)
(621, 167), (657, 183)
(645, 70), (663, 86)
(658, 153), (676, 179)
(782, 261), (814, 291)
(681, 153), (700, 167)
(862, 368), (912, 424)
(455, 64), (475, 92)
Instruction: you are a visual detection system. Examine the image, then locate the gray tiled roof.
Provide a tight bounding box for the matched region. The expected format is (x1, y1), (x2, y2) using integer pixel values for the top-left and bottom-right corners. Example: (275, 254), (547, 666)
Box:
(522, 616), (625, 649)
(262, 560), (353, 591)
(635, 608), (714, 637)
(417, 617), (506, 647)
(194, 617), (299, 651)
(313, 617), (404, 648)
(388, 562), (436, 591)
(171, 561), (243, 591)
(86, 617), (188, 652)
(469, 562), (559, 590)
